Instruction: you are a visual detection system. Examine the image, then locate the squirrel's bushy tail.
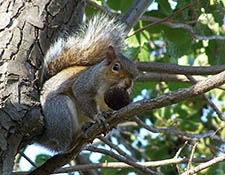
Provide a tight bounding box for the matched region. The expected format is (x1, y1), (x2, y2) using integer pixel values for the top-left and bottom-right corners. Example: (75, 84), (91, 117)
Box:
(42, 14), (127, 80)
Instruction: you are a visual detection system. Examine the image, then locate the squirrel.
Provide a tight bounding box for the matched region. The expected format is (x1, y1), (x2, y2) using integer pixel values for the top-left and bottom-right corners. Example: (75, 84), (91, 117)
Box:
(37, 14), (139, 152)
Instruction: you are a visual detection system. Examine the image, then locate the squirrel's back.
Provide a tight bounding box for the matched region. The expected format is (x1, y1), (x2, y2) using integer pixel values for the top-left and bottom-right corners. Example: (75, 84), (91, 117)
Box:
(41, 14), (127, 82)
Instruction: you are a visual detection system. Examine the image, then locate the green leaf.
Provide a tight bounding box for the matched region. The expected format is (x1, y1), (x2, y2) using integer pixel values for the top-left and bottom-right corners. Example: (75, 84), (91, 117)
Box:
(157, 0), (172, 15)
(206, 40), (225, 65)
(124, 46), (140, 60)
(107, 0), (133, 13)
(163, 28), (192, 59)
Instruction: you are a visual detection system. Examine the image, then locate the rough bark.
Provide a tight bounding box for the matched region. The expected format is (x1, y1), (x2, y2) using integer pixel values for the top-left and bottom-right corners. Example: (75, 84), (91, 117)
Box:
(0, 0), (85, 174)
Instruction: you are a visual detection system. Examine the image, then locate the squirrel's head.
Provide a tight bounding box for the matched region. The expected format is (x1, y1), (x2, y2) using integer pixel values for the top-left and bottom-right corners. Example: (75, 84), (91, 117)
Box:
(102, 46), (139, 92)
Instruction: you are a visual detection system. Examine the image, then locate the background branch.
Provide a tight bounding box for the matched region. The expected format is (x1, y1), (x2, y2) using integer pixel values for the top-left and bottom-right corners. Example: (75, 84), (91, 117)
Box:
(137, 62), (225, 75)
(14, 157), (213, 174)
(85, 146), (161, 175)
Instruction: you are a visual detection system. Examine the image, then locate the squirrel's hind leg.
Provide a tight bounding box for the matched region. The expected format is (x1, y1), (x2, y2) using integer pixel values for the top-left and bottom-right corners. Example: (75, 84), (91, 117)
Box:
(39, 95), (77, 152)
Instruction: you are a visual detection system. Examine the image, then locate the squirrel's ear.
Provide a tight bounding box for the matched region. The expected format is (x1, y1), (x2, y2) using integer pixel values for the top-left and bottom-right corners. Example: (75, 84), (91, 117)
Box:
(106, 46), (116, 64)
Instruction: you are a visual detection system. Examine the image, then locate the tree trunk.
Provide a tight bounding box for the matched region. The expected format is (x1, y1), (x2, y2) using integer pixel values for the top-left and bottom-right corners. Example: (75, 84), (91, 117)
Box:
(0, 0), (85, 174)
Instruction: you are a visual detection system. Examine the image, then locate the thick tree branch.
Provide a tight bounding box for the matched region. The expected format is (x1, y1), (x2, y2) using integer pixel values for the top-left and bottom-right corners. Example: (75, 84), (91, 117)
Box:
(120, 0), (153, 34)
(137, 62), (225, 75)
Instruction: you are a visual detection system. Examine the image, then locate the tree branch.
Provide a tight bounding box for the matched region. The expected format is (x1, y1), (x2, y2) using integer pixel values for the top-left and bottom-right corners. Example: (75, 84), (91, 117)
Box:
(98, 136), (138, 162)
(85, 146), (161, 175)
(134, 117), (225, 143)
(137, 62), (225, 75)
(14, 157), (213, 174)
(120, 0), (153, 34)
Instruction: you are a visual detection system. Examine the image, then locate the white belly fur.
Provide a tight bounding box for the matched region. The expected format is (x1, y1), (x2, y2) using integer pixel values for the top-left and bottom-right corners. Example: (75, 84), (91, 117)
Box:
(95, 84), (110, 111)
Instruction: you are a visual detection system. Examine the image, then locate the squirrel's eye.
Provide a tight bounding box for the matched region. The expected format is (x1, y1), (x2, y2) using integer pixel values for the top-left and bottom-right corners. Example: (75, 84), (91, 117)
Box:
(112, 63), (120, 72)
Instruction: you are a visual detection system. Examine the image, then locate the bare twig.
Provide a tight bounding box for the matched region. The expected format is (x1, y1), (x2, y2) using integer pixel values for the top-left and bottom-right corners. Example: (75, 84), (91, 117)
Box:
(19, 151), (37, 168)
(174, 142), (188, 174)
(86, 0), (107, 13)
(174, 141), (188, 159)
(85, 146), (162, 175)
(134, 117), (225, 144)
(98, 136), (138, 162)
(13, 157), (213, 175)
(114, 133), (146, 160)
(134, 117), (213, 141)
(187, 143), (198, 171)
(181, 154), (225, 175)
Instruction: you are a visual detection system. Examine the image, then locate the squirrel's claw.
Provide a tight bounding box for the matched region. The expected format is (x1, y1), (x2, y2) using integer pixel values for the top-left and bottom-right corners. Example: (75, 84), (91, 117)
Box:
(94, 113), (110, 134)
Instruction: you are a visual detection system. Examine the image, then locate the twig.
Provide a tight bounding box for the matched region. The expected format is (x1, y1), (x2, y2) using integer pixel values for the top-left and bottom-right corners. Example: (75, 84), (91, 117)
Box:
(86, 0), (108, 14)
(85, 146), (162, 175)
(114, 133), (147, 160)
(12, 157), (213, 175)
(98, 135), (139, 162)
(181, 154), (225, 175)
(19, 151), (38, 168)
(134, 117), (214, 141)
(174, 141), (188, 159)
(187, 143), (198, 171)
(174, 142), (188, 174)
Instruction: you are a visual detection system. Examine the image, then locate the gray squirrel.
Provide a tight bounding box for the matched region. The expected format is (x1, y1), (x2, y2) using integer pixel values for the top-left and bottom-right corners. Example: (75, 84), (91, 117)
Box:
(38, 14), (139, 152)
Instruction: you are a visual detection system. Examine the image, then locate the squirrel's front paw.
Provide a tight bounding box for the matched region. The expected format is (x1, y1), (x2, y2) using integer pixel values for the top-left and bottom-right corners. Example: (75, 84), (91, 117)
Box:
(93, 113), (109, 134)
(93, 113), (106, 124)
